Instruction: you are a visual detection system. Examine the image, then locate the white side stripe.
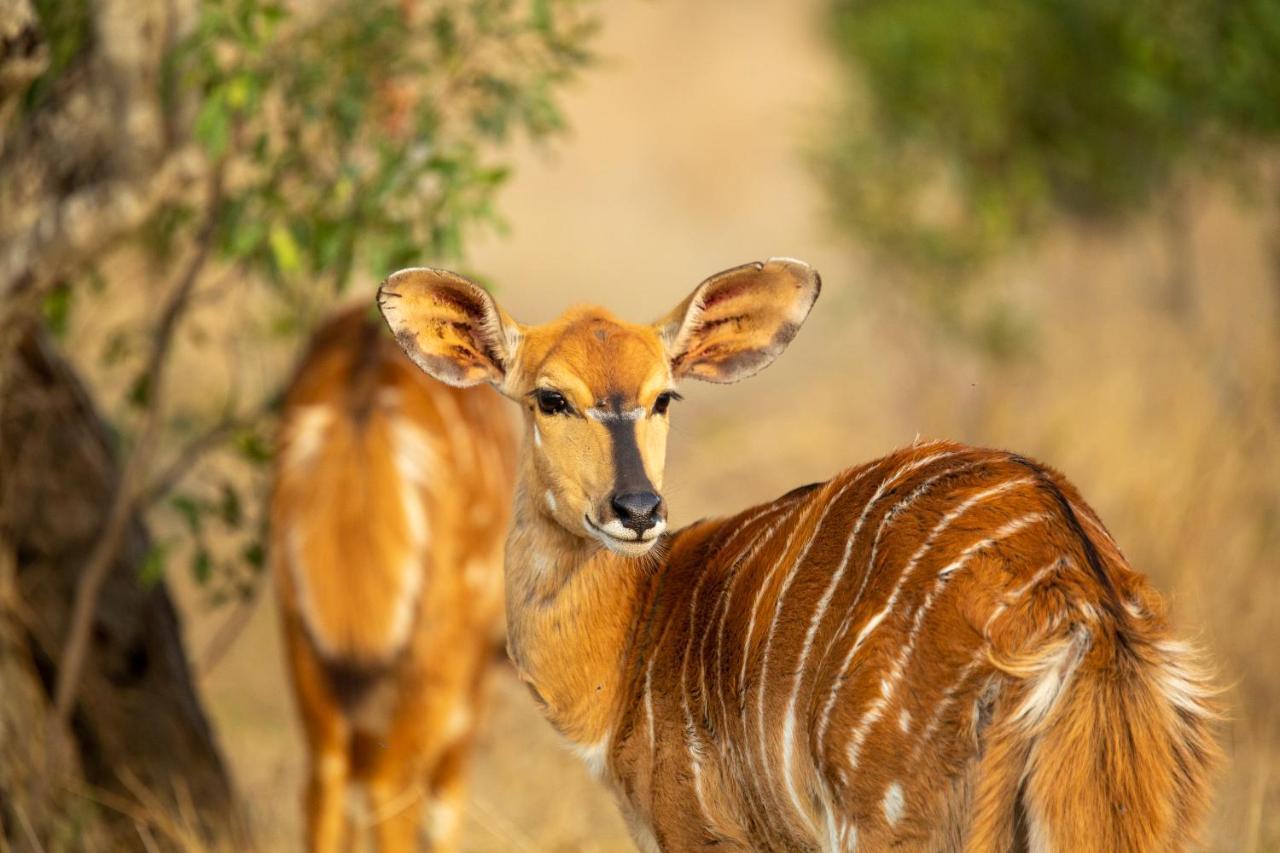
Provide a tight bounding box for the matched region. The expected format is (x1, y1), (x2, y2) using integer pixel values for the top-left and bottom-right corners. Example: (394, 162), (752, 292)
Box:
(843, 512), (1049, 772)
(805, 458), (987, 758)
(815, 477), (1035, 759)
(771, 452), (961, 823)
(644, 654), (656, 758)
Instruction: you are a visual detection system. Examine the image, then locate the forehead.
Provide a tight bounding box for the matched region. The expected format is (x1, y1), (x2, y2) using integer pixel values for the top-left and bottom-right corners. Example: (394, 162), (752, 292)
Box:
(519, 307), (669, 402)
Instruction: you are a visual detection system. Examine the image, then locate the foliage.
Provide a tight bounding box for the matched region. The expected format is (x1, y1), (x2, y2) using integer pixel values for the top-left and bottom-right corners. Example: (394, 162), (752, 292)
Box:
(168, 0), (594, 295)
(27, 0), (596, 599)
(22, 0), (94, 110)
(818, 0), (1280, 342)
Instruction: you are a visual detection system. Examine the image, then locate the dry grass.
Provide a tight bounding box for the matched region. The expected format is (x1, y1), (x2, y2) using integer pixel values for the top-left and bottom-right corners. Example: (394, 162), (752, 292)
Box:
(60, 0), (1279, 849)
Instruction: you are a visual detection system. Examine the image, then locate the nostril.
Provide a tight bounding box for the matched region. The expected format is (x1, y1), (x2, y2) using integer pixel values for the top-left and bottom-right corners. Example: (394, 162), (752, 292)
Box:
(611, 491), (663, 532)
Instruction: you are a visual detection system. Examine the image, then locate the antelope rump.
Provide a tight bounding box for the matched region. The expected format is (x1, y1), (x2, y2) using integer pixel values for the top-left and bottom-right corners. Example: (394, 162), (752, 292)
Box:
(378, 259), (1219, 852)
(272, 306), (515, 852)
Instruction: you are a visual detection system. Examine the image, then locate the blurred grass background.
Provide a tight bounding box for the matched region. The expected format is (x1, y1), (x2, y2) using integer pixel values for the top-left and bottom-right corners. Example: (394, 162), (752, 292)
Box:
(7, 0), (1277, 849)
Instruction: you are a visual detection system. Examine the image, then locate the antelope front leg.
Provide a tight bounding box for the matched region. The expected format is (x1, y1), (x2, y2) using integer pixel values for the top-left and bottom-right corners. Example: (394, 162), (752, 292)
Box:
(304, 735), (353, 853)
(424, 733), (478, 853)
(367, 764), (427, 853)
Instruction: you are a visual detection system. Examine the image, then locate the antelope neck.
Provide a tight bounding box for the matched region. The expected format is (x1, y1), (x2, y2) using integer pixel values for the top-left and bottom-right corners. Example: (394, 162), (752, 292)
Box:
(502, 467), (655, 751)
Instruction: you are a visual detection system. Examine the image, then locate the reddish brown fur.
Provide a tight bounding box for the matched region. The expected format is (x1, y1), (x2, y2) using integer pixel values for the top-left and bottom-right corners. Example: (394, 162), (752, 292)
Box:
(377, 261), (1220, 852)
(599, 444), (1220, 851)
(272, 306), (515, 853)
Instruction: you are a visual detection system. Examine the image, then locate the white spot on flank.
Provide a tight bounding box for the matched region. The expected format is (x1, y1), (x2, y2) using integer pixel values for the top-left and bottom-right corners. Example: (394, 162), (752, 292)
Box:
(883, 782), (905, 827)
(544, 489), (557, 513)
(898, 708), (911, 733)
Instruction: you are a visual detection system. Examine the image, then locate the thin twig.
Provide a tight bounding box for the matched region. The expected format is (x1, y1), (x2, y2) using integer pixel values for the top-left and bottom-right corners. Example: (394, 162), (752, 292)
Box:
(198, 581), (264, 678)
(12, 802), (46, 853)
(138, 408), (261, 509)
(135, 822), (162, 853)
(52, 167), (225, 728)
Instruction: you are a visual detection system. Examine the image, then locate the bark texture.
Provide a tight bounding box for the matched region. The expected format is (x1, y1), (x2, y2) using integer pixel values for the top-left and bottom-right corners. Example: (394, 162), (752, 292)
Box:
(0, 326), (237, 847)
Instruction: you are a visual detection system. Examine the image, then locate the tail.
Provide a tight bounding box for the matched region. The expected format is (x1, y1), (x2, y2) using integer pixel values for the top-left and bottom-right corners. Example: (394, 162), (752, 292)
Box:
(970, 579), (1220, 851)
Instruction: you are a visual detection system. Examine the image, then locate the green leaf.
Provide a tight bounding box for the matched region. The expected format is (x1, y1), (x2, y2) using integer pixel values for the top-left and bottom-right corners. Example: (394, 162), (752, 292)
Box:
(127, 372), (152, 410)
(242, 540), (266, 572)
(194, 93), (231, 158)
(170, 493), (204, 535)
(42, 284), (73, 339)
(234, 429), (272, 465)
(139, 540), (171, 587)
(268, 223), (303, 275)
(219, 482), (243, 527)
(191, 548), (214, 585)
(532, 0), (553, 34)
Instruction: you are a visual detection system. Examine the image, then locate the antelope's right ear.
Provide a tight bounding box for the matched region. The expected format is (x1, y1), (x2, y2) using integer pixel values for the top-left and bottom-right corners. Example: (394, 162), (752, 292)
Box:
(377, 268), (520, 388)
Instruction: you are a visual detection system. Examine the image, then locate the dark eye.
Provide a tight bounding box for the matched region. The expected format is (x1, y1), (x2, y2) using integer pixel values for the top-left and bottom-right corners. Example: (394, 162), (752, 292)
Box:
(653, 391), (681, 416)
(535, 389), (570, 416)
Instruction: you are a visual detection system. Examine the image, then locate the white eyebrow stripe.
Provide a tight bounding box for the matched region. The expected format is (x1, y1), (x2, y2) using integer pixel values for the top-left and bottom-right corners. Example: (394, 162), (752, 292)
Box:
(586, 406), (646, 422)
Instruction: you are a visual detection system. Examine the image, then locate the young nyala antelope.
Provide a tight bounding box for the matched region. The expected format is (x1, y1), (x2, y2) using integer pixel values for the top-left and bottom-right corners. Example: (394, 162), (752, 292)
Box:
(378, 259), (1219, 852)
(273, 306), (515, 852)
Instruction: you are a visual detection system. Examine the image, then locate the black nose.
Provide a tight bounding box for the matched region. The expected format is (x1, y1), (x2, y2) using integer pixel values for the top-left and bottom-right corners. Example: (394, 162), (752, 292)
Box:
(610, 491), (663, 534)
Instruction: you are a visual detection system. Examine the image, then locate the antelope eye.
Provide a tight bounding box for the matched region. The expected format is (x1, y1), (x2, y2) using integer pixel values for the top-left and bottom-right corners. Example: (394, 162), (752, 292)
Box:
(653, 391), (681, 416)
(535, 389), (570, 416)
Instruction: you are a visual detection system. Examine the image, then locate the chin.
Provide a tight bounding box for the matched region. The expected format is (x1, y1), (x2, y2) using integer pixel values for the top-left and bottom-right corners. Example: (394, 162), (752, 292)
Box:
(595, 534), (659, 557)
(583, 515), (666, 557)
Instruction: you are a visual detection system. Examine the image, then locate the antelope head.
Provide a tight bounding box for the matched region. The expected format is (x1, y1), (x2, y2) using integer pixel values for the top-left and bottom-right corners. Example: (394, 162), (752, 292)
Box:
(377, 259), (820, 556)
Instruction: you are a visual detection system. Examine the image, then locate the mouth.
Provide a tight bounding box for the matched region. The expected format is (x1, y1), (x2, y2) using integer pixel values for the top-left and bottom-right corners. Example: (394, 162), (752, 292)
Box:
(584, 514), (663, 556)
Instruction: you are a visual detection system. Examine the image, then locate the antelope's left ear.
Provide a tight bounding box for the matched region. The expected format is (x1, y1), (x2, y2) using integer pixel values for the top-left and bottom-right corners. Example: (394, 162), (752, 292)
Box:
(377, 267), (520, 389)
(655, 258), (820, 383)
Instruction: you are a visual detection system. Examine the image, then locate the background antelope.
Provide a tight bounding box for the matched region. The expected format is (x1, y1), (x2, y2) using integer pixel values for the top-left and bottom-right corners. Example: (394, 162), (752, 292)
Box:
(378, 258), (1220, 852)
(272, 305), (516, 852)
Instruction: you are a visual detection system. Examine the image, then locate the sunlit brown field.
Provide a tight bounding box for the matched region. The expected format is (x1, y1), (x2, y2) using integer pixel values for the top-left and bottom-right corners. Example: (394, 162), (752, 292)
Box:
(63, 0), (1277, 849)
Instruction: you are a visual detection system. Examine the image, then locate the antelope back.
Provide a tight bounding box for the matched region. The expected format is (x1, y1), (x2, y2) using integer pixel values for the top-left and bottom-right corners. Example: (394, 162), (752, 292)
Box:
(272, 306), (515, 669)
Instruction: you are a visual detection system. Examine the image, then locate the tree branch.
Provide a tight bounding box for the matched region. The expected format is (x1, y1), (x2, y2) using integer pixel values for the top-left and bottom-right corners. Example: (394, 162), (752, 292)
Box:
(197, 582), (263, 679)
(52, 168), (224, 728)
(137, 415), (247, 510)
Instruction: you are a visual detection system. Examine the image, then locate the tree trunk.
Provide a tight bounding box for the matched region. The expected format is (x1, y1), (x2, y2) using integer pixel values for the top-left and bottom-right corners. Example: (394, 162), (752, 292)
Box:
(0, 323), (238, 848)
